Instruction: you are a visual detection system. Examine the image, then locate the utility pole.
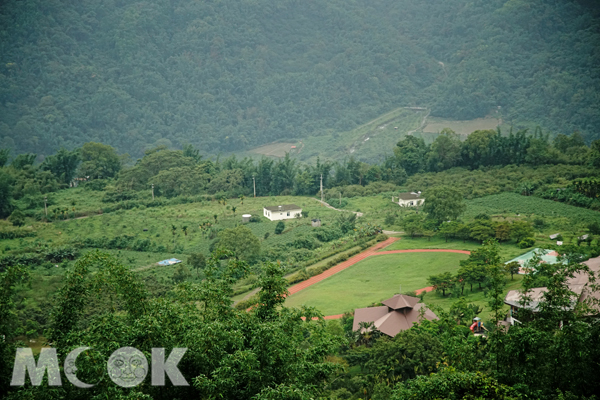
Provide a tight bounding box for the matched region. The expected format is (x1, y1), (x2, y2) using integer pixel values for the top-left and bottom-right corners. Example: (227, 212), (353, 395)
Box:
(252, 176), (256, 197)
(339, 192), (341, 206)
(320, 174), (323, 202)
(151, 184), (154, 201)
(44, 197), (47, 217)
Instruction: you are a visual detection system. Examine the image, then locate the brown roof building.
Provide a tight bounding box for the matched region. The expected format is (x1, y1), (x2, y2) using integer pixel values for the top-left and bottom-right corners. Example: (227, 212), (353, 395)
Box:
(504, 255), (600, 316)
(353, 294), (437, 337)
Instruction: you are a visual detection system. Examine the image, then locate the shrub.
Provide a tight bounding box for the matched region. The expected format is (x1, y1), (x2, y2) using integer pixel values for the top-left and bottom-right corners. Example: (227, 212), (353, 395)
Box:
(275, 221), (285, 235)
(533, 218), (545, 228)
(384, 214), (397, 226)
(8, 209), (25, 227)
(290, 237), (317, 250)
(234, 294), (259, 311)
(314, 227), (343, 242)
(518, 237), (536, 248)
(376, 233), (389, 242)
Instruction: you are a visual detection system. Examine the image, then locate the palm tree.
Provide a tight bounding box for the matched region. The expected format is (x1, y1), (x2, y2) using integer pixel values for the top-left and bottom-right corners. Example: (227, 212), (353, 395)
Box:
(231, 206), (237, 216)
(171, 225), (177, 236)
(213, 214), (218, 224)
(239, 195), (245, 205)
(182, 226), (188, 236)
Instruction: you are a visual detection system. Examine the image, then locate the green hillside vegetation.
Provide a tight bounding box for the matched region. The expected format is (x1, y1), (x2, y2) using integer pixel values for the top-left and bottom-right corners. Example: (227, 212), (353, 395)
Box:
(1, 0), (599, 157)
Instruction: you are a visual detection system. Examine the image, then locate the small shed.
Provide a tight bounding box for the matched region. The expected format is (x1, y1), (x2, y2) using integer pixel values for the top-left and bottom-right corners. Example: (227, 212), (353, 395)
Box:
(158, 258), (182, 266)
(311, 218), (321, 227)
(242, 214), (251, 223)
(549, 233), (561, 240)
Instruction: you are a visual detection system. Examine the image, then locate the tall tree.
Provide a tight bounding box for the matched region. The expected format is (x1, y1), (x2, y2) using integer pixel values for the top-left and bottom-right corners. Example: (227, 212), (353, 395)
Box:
(422, 186), (466, 224)
(78, 142), (121, 179)
(427, 129), (462, 172)
(394, 136), (429, 175)
(41, 148), (80, 185)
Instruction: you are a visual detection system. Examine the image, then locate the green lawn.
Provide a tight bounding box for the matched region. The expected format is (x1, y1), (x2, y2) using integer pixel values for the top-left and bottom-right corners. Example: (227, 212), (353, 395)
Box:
(285, 252), (469, 315)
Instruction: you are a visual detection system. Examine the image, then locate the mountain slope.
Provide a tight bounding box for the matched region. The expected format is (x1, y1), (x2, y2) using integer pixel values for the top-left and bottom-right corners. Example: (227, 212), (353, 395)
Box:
(0, 0), (598, 157)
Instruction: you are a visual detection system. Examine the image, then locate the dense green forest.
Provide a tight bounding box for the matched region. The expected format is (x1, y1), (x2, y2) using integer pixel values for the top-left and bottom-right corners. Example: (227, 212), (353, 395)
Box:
(1, 0), (599, 157)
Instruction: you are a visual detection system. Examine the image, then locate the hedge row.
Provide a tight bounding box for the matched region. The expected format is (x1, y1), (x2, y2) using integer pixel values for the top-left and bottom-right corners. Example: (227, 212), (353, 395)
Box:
(0, 245), (79, 271)
(286, 237), (380, 285)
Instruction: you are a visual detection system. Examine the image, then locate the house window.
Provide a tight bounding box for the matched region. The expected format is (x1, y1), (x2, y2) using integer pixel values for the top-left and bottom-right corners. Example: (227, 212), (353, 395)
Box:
(287, 212), (290, 216)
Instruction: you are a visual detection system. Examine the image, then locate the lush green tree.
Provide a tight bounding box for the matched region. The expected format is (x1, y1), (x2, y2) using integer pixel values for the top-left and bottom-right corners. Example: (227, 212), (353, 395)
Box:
(510, 220), (534, 243)
(504, 261), (520, 280)
(422, 186), (466, 223)
(118, 150), (196, 190)
(0, 149), (9, 167)
(41, 148), (80, 184)
(25, 250), (342, 399)
(428, 272), (454, 296)
(172, 264), (192, 283)
(391, 367), (519, 400)
(0, 265), (29, 398)
(357, 328), (444, 383)
(8, 209), (25, 227)
(461, 130), (496, 168)
(495, 221), (511, 241)
(10, 153), (36, 170)
(394, 136), (429, 175)
(336, 212), (357, 234)
(449, 298), (482, 325)
(401, 214), (424, 238)
(218, 225), (261, 261)
(153, 166), (210, 197)
(427, 129), (462, 172)
(469, 220), (496, 243)
(78, 142), (121, 179)
(0, 170), (13, 218)
(438, 221), (460, 242)
(188, 253), (207, 277)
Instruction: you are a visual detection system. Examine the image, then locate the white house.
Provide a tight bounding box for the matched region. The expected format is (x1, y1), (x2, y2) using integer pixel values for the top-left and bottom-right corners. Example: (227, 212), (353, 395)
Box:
(393, 192), (424, 207)
(263, 204), (302, 221)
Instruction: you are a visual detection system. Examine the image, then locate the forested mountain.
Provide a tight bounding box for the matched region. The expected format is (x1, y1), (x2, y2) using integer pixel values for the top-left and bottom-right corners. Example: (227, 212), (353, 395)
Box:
(0, 0), (598, 157)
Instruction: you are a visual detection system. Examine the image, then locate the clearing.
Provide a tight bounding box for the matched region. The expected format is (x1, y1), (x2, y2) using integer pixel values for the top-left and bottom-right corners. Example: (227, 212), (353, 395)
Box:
(284, 252), (469, 315)
(248, 142), (300, 158)
(422, 116), (500, 137)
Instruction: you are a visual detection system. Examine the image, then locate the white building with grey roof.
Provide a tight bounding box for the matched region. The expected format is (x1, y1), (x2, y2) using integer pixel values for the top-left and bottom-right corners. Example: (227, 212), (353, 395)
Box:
(263, 204), (302, 221)
(393, 192), (424, 207)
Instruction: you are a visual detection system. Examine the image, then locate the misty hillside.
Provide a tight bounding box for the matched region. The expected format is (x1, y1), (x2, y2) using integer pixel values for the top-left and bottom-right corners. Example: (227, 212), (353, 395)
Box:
(0, 0), (598, 157)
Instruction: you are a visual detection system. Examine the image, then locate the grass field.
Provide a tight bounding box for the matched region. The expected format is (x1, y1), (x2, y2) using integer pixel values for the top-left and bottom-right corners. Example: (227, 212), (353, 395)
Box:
(284, 252), (469, 315)
(248, 142), (300, 158)
(422, 116), (500, 136)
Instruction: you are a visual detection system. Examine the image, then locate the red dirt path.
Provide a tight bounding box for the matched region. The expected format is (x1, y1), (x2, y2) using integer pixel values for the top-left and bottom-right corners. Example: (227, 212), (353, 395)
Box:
(286, 237), (471, 319)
